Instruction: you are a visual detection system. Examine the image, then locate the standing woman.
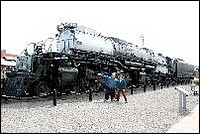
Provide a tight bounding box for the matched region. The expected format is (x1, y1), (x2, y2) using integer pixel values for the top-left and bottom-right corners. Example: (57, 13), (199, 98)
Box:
(116, 73), (128, 103)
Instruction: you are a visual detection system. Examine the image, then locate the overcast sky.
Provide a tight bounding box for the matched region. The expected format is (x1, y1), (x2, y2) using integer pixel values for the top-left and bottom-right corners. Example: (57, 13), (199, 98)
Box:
(1, 1), (199, 66)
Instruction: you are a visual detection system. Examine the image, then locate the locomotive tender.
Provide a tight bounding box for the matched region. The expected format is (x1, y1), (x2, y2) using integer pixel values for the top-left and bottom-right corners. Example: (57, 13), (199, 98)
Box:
(1, 22), (194, 97)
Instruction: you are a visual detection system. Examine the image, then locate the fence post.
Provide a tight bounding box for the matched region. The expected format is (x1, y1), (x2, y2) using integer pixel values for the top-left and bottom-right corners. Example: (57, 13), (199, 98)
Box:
(131, 84), (133, 95)
(182, 93), (186, 110)
(53, 89), (57, 106)
(143, 84), (146, 92)
(179, 91), (187, 112)
(89, 87), (92, 101)
(179, 91), (182, 112)
(153, 82), (156, 91)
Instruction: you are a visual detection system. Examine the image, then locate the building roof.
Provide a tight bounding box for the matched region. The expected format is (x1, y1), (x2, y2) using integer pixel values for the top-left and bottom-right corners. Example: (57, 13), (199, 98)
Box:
(1, 58), (16, 66)
(1, 49), (18, 58)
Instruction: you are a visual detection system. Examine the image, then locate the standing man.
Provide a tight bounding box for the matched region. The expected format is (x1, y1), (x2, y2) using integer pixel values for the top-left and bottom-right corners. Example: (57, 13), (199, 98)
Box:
(100, 71), (118, 101)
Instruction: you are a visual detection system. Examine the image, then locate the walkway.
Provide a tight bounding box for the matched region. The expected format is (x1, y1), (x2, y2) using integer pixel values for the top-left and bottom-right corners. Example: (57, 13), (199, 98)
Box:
(166, 104), (199, 133)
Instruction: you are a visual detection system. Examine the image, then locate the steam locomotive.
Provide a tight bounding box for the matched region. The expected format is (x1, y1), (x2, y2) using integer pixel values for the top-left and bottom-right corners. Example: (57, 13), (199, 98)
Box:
(1, 22), (194, 97)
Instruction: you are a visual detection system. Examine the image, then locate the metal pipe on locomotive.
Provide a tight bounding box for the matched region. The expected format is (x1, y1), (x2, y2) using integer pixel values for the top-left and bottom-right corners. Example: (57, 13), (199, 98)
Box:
(1, 22), (195, 98)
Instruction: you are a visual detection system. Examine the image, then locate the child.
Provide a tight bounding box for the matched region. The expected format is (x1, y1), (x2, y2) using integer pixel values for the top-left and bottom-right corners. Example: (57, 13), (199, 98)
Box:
(115, 73), (127, 103)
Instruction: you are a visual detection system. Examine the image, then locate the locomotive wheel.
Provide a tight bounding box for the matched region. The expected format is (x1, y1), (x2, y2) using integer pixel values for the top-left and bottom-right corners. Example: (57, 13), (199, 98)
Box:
(36, 81), (51, 97)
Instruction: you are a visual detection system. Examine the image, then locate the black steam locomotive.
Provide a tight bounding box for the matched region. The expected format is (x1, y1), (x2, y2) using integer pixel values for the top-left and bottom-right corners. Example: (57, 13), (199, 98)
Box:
(1, 22), (194, 98)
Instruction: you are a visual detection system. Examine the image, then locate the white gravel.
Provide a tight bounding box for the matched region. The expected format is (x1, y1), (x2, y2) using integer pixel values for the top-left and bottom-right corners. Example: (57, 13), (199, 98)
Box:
(1, 85), (199, 133)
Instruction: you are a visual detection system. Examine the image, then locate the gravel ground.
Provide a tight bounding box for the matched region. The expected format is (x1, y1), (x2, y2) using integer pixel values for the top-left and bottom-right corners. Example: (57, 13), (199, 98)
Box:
(1, 85), (199, 133)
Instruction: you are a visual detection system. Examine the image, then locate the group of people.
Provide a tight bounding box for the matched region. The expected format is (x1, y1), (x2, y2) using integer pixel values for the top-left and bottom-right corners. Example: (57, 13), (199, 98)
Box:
(99, 71), (128, 103)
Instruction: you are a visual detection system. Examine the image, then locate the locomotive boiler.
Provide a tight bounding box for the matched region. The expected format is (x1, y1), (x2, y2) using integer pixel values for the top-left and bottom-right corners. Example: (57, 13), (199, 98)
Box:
(1, 22), (195, 98)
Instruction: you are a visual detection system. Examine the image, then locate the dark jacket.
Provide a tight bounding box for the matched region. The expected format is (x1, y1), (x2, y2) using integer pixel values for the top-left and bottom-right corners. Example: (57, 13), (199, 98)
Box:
(117, 79), (126, 90)
(101, 74), (117, 89)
